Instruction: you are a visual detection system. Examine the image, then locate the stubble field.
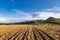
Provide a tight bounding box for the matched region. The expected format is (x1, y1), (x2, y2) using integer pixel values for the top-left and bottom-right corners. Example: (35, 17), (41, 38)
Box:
(0, 25), (60, 40)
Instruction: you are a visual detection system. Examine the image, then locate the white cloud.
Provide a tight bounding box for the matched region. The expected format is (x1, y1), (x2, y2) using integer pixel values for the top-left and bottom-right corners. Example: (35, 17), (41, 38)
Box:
(0, 17), (8, 23)
(0, 7), (60, 23)
(34, 12), (54, 20)
(34, 12), (60, 20)
(0, 18), (6, 21)
(42, 7), (60, 12)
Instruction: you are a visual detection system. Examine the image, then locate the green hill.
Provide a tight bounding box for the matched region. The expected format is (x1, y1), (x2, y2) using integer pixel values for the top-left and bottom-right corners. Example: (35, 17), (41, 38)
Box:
(45, 17), (60, 24)
(20, 20), (44, 24)
(0, 17), (60, 25)
(20, 17), (60, 25)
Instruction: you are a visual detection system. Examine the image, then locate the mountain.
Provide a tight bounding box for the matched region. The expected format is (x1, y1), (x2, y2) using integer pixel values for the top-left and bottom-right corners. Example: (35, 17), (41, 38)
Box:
(45, 17), (60, 24)
(0, 17), (60, 25)
(19, 17), (60, 25)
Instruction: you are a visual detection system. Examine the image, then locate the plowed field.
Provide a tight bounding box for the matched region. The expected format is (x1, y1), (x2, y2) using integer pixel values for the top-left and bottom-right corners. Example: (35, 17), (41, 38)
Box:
(0, 25), (60, 40)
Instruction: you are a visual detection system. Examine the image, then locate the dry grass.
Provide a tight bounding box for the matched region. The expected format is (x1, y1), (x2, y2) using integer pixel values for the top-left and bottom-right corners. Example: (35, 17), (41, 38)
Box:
(0, 25), (60, 40)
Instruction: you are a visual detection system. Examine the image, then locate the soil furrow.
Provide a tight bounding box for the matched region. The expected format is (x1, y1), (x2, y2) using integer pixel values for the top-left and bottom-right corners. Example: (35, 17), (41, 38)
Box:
(21, 29), (28, 40)
(35, 27), (54, 40)
(8, 28), (23, 40)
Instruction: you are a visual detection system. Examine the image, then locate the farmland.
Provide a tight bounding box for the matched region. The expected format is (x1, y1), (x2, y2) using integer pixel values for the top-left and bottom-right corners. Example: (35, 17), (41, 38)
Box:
(0, 25), (60, 40)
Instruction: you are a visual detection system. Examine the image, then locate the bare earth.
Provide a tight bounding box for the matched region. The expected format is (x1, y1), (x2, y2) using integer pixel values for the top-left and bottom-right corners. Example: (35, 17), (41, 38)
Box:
(0, 25), (60, 40)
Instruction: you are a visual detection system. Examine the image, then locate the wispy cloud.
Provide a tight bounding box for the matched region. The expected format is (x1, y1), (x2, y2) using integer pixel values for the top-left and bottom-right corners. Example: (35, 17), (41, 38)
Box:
(0, 7), (60, 23)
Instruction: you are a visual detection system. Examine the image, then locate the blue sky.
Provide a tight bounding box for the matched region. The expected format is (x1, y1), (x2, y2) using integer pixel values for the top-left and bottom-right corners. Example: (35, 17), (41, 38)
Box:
(0, 0), (60, 23)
